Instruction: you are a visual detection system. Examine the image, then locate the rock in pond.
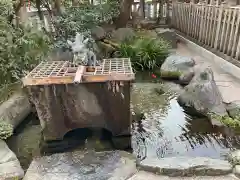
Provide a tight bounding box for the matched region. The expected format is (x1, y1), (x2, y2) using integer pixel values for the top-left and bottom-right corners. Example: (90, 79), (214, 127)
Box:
(23, 150), (137, 180)
(228, 150), (240, 166)
(177, 67), (228, 117)
(0, 93), (31, 129)
(225, 100), (240, 119)
(0, 140), (24, 179)
(137, 156), (232, 176)
(160, 55), (195, 80)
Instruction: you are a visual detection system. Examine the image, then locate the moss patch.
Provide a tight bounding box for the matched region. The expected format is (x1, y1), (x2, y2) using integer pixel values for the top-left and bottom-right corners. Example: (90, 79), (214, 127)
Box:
(155, 71), (182, 79)
(209, 113), (240, 131)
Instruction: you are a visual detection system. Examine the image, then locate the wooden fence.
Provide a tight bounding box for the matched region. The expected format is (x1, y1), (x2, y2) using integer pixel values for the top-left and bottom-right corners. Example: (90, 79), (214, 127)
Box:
(172, 2), (240, 60)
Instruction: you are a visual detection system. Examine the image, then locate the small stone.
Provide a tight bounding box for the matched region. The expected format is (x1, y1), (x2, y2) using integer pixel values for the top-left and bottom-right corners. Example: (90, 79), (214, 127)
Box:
(228, 150), (240, 166)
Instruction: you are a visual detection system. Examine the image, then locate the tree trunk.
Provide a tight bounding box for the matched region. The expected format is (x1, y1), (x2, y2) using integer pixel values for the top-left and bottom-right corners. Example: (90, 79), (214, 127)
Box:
(54, 0), (63, 15)
(139, 0), (145, 19)
(36, 0), (44, 21)
(113, 0), (134, 28)
(157, 0), (164, 24)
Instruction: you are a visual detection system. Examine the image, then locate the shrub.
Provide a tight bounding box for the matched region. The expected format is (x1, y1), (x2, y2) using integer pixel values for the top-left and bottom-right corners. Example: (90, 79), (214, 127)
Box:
(117, 36), (170, 71)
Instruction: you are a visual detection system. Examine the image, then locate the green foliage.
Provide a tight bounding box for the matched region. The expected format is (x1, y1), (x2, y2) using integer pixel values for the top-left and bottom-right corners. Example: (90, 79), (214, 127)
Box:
(0, 22), (52, 85)
(0, 0), (52, 100)
(117, 36), (170, 71)
(53, 1), (119, 48)
(0, 121), (13, 140)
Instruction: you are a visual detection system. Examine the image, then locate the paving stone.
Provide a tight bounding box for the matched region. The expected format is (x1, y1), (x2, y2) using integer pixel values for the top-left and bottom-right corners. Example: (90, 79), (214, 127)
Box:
(23, 150), (137, 180)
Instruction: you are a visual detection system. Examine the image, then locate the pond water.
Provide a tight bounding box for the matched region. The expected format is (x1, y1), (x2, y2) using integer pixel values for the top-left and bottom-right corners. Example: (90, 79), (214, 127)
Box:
(6, 72), (240, 171)
(131, 72), (240, 161)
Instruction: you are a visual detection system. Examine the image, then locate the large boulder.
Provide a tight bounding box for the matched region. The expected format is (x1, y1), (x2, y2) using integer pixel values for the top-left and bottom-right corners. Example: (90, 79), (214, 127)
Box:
(0, 93), (31, 130)
(155, 28), (177, 48)
(91, 26), (106, 41)
(23, 150), (137, 180)
(160, 55), (195, 80)
(177, 67), (228, 117)
(0, 140), (24, 179)
(111, 28), (135, 43)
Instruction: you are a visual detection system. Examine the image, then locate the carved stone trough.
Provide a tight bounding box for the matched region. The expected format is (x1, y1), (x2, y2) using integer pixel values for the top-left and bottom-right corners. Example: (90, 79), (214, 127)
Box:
(22, 58), (135, 142)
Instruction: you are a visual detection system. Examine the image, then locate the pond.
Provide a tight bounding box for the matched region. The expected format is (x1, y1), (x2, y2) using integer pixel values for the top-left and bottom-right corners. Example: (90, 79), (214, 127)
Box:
(131, 72), (240, 161)
(6, 72), (240, 171)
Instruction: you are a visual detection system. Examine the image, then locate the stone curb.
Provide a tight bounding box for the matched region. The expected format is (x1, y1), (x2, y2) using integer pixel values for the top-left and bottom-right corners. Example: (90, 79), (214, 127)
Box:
(137, 156), (232, 177)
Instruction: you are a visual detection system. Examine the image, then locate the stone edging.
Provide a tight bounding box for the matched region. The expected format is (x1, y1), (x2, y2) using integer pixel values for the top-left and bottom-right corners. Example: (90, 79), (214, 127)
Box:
(137, 156), (232, 177)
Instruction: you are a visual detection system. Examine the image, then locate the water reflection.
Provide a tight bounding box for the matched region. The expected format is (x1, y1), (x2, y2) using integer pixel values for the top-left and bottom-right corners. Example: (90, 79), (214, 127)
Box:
(131, 82), (240, 161)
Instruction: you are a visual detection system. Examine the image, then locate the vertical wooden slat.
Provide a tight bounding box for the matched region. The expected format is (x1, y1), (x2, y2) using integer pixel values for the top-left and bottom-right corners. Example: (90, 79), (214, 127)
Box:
(236, 36), (240, 59)
(179, 3), (183, 32)
(193, 5), (198, 39)
(214, 4), (224, 49)
(231, 8), (240, 57)
(207, 5), (215, 46)
(195, 5), (201, 39)
(198, 4), (205, 42)
(227, 8), (237, 56)
(219, 8), (228, 51)
(204, 5), (210, 45)
(189, 4), (193, 37)
(211, 6), (218, 48)
(184, 4), (188, 33)
(223, 9), (232, 53)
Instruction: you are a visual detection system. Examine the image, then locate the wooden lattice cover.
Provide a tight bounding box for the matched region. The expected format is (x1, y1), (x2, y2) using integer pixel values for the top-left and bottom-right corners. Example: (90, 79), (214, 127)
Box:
(22, 58), (135, 86)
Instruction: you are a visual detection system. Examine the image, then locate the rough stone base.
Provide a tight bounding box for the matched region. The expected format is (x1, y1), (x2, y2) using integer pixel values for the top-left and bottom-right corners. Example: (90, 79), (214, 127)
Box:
(23, 150), (137, 180)
(137, 156), (232, 177)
